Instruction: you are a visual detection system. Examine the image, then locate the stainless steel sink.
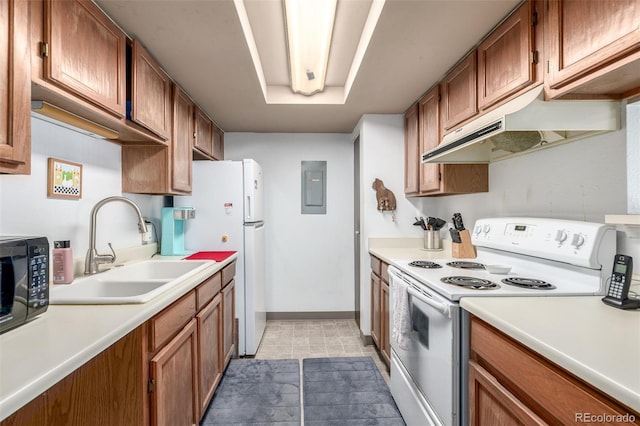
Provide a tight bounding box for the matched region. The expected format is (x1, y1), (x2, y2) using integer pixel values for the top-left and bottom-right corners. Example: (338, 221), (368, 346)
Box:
(49, 260), (213, 304)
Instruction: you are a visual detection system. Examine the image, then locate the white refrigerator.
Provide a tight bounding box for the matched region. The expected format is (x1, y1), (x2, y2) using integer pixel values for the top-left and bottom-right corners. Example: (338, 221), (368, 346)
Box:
(175, 159), (266, 356)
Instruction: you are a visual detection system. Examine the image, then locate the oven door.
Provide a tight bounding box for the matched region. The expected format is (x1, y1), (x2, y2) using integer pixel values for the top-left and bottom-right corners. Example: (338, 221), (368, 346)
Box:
(389, 266), (460, 426)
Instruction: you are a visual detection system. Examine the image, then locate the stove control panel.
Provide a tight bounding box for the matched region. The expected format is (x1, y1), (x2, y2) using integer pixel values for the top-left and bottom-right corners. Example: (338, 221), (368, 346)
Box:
(472, 217), (616, 269)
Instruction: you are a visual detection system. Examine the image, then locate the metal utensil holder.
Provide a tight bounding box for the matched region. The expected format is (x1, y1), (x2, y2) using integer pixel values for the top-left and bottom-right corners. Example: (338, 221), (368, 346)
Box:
(424, 230), (442, 251)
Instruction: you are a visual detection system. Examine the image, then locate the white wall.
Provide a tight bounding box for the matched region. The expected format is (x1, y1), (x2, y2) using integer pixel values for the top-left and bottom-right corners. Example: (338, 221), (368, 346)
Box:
(353, 114), (434, 334)
(0, 118), (164, 261)
(224, 133), (355, 313)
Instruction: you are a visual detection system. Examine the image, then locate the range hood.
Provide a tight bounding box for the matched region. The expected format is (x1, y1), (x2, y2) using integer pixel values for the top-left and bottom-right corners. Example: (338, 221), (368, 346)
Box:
(422, 85), (620, 164)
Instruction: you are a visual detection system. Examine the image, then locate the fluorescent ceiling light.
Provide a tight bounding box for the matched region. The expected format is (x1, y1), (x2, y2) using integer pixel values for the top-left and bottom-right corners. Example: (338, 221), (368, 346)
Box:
(31, 101), (119, 139)
(233, 0), (385, 104)
(283, 0), (337, 96)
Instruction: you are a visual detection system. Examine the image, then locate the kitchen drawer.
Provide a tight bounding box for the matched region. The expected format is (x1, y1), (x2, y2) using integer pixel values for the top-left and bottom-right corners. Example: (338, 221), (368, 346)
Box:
(149, 291), (197, 352)
(470, 317), (634, 423)
(196, 272), (222, 311)
(221, 262), (236, 287)
(370, 255), (382, 277)
(381, 261), (389, 283)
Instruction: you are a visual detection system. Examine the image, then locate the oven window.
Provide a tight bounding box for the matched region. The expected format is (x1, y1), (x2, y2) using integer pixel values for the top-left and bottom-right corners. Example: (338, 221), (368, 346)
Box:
(411, 303), (429, 348)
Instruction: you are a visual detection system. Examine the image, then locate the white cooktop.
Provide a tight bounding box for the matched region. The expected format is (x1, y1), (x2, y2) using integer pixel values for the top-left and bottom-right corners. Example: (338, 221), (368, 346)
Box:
(390, 217), (617, 301)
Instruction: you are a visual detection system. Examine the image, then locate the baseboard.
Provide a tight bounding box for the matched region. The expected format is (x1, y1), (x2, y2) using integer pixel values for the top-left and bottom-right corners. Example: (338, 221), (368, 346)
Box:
(360, 330), (373, 346)
(266, 311), (355, 320)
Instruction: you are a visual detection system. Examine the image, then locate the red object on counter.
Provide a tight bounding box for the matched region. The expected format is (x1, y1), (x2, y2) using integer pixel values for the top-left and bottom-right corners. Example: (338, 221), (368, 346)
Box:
(183, 251), (237, 262)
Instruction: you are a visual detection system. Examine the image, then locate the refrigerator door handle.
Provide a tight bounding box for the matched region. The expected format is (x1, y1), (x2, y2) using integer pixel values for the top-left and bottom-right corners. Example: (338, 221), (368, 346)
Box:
(246, 195), (252, 220)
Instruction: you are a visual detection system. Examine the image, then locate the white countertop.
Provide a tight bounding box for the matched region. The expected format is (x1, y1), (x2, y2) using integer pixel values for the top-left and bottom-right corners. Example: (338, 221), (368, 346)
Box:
(0, 253), (237, 421)
(368, 241), (453, 265)
(461, 296), (640, 413)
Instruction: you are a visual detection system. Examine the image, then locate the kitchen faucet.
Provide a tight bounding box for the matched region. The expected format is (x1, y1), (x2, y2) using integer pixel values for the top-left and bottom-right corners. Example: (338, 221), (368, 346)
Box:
(84, 196), (148, 275)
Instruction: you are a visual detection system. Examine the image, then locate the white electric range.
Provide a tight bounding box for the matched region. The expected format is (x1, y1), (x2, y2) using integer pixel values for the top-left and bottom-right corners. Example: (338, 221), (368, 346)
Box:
(388, 217), (616, 426)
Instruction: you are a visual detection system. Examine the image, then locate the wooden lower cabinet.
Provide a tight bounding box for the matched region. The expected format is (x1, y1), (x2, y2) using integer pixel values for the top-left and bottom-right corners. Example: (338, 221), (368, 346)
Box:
(370, 272), (381, 348)
(1, 328), (145, 426)
(222, 279), (236, 366)
(380, 281), (390, 366)
(150, 318), (199, 426)
(197, 293), (223, 414)
(370, 254), (390, 368)
(2, 262), (238, 426)
(469, 360), (545, 425)
(469, 316), (640, 424)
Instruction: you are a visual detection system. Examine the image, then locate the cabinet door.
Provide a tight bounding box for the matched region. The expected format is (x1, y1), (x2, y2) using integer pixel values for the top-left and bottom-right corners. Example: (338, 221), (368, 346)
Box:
(418, 87), (441, 193)
(222, 279), (235, 367)
(131, 40), (172, 140)
(546, 0), (640, 90)
(380, 280), (390, 367)
(477, 1), (535, 110)
(403, 104), (419, 195)
(194, 106), (214, 158)
(150, 318), (199, 426)
(0, 0), (30, 175)
(441, 51), (477, 132)
(212, 125), (224, 161)
(44, 0), (126, 117)
(469, 361), (545, 426)
(370, 272), (381, 348)
(197, 293), (223, 415)
(171, 85), (193, 194)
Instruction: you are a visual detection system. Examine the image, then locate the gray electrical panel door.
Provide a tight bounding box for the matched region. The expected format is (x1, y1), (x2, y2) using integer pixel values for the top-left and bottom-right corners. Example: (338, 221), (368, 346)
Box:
(301, 161), (327, 214)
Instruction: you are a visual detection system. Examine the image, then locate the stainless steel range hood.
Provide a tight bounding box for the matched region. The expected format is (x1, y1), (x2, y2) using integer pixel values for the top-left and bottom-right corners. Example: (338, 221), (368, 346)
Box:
(422, 85), (620, 164)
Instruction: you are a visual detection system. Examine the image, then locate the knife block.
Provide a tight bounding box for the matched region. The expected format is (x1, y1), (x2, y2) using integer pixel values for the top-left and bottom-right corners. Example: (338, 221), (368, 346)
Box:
(452, 229), (476, 258)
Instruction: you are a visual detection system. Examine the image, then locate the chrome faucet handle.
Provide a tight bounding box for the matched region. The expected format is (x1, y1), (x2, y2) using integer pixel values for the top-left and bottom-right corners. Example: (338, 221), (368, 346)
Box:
(106, 242), (117, 264)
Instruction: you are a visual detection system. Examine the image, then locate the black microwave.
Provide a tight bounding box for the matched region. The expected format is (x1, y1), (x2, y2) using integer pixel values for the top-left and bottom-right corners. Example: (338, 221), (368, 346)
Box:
(0, 236), (49, 334)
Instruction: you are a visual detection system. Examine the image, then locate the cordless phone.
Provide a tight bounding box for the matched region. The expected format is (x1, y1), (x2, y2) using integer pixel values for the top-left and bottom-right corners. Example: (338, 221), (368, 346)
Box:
(602, 255), (640, 310)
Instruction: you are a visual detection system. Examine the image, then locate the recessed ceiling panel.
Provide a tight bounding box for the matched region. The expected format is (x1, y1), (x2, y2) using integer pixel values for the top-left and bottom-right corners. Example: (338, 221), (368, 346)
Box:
(325, 0), (372, 86)
(244, 0), (289, 86)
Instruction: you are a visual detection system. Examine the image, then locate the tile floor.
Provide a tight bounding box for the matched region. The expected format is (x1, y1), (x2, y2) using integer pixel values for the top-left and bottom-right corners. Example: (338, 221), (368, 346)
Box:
(253, 319), (390, 382)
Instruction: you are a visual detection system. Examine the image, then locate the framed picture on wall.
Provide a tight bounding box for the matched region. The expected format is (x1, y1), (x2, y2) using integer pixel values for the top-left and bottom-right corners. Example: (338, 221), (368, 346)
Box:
(47, 158), (83, 199)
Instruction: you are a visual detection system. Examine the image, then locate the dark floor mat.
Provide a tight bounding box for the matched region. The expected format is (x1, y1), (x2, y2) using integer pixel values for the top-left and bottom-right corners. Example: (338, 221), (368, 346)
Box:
(302, 357), (405, 425)
(200, 359), (301, 425)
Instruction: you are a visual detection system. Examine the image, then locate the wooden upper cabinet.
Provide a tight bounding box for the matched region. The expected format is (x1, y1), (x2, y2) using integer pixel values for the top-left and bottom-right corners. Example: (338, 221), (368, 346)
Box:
(441, 51), (478, 132)
(418, 86), (441, 193)
(171, 85), (193, 194)
(193, 106), (214, 159)
(122, 84), (193, 195)
(1, 0), (31, 175)
(212, 125), (224, 160)
(477, 1), (535, 110)
(545, 0), (640, 98)
(44, 0), (126, 117)
(131, 40), (172, 141)
(403, 103), (419, 195)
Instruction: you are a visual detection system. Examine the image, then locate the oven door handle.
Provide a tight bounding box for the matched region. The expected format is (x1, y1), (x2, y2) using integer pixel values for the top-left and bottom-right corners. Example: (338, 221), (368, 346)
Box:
(406, 286), (451, 318)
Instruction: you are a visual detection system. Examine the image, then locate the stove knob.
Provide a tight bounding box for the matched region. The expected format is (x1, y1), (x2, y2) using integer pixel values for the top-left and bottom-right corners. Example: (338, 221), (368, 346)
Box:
(482, 224), (491, 234)
(473, 225), (482, 235)
(555, 230), (568, 245)
(571, 234), (585, 248)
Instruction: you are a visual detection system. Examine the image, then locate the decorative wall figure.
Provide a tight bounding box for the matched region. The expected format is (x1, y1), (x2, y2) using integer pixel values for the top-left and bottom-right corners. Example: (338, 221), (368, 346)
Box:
(372, 178), (396, 211)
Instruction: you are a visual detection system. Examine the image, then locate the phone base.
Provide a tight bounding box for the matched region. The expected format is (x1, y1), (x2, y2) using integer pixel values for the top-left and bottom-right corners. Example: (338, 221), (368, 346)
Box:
(602, 296), (640, 310)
